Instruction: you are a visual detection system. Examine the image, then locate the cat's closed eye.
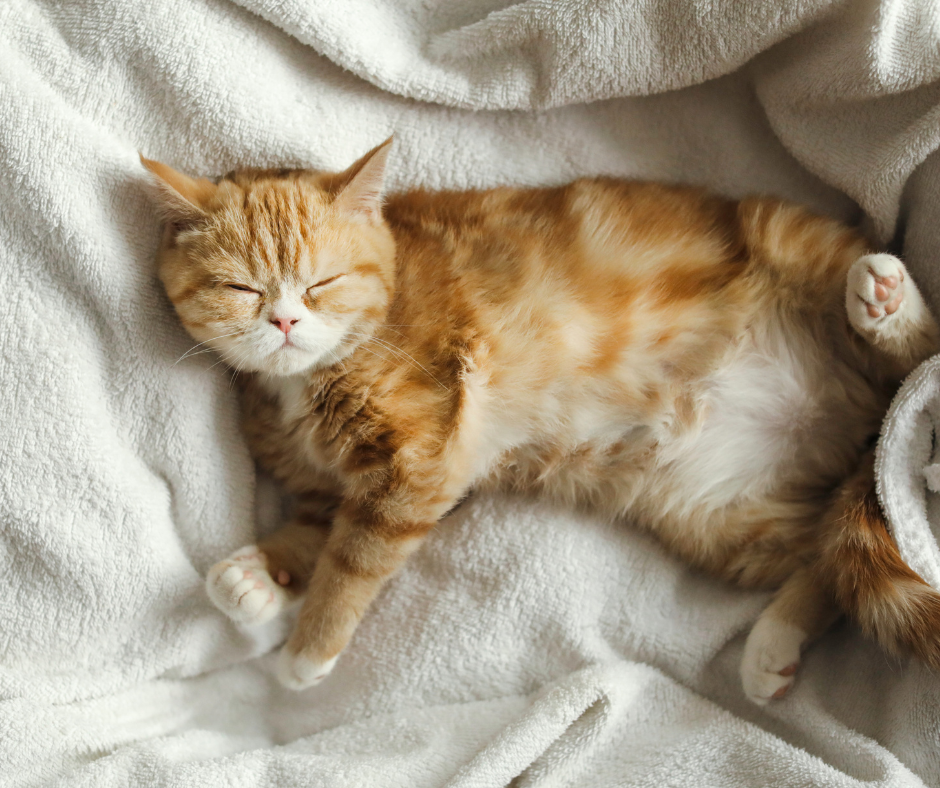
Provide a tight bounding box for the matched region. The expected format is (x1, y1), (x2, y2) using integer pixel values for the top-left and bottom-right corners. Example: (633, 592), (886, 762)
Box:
(308, 274), (345, 291)
(226, 284), (260, 294)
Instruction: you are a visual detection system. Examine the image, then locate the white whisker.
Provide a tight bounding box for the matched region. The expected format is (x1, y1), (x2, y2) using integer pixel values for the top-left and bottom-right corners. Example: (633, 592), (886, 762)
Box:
(347, 331), (448, 391)
(174, 331), (243, 365)
(368, 337), (448, 391)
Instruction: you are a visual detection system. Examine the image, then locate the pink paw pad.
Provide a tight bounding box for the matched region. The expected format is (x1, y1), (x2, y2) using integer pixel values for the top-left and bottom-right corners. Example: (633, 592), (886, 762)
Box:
(206, 546), (286, 627)
(771, 663), (799, 698)
(866, 268), (903, 318)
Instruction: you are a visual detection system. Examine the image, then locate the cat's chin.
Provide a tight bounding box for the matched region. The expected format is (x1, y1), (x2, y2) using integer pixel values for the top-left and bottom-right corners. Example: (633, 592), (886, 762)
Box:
(225, 346), (326, 378)
(258, 352), (324, 377)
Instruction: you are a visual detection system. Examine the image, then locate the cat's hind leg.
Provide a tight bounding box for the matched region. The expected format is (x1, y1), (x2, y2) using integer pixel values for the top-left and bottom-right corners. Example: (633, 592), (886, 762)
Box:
(846, 253), (940, 371)
(740, 567), (839, 705)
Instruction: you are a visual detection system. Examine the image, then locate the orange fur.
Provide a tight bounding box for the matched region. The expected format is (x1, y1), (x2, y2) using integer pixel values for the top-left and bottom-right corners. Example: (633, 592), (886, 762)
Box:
(143, 141), (940, 695)
(818, 453), (940, 667)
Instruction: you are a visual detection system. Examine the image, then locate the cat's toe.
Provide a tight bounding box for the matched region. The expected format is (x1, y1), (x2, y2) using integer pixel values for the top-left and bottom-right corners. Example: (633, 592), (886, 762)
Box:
(206, 546), (287, 626)
(740, 617), (805, 705)
(847, 254), (907, 330)
(275, 647), (339, 690)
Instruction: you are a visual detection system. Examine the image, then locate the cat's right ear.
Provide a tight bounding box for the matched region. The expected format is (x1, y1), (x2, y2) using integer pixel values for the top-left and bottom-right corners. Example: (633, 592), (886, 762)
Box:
(139, 155), (217, 228)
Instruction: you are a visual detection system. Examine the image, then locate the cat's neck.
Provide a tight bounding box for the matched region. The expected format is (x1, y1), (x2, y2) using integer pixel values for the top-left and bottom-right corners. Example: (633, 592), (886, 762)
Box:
(256, 371), (313, 420)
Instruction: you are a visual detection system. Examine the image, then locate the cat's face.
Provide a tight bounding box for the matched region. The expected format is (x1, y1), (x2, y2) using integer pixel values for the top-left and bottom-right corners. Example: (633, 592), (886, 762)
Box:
(144, 141), (395, 378)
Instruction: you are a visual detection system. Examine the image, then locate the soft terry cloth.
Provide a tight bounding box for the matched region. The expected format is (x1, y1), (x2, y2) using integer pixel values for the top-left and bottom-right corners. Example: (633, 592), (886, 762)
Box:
(2, 0), (940, 785)
(879, 355), (940, 594)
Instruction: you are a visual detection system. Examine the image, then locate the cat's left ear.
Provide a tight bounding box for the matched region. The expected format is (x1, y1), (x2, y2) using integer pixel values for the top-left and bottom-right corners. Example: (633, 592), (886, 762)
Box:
(333, 137), (393, 224)
(139, 154), (217, 228)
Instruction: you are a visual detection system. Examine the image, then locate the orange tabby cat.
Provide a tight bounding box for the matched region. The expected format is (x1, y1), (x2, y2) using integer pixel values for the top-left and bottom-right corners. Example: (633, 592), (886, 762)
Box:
(143, 139), (940, 704)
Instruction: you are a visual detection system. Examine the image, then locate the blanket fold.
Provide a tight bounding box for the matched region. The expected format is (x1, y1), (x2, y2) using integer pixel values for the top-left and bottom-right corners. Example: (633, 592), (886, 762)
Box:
(877, 354), (940, 593)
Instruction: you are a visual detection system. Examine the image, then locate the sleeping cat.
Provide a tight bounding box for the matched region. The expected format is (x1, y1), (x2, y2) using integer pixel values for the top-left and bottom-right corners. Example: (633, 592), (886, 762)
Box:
(142, 139), (940, 704)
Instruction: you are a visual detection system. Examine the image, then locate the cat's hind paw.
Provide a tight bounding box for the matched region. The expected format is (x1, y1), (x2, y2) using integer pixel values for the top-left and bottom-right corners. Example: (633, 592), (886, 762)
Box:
(845, 253), (940, 366)
(206, 546), (288, 626)
(847, 254), (909, 335)
(740, 617), (806, 705)
(276, 646), (339, 690)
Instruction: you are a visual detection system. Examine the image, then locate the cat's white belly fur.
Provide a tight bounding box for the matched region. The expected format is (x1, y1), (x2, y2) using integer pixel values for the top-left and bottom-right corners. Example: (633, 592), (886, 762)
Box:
(477, 325), (878, 524)
(653, 339), (840, 514)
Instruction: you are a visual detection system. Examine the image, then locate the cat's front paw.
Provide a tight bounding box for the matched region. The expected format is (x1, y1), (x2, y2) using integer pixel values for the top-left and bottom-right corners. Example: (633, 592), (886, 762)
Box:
(740, 617), (805, 705)
(276, 645), (339, 690)
(205, 546), (288, 626)
(847, 254), (908, 334)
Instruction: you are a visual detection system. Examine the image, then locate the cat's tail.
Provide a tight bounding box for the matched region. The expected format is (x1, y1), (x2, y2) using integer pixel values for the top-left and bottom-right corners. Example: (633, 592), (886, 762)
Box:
(819, 455), (940, 667)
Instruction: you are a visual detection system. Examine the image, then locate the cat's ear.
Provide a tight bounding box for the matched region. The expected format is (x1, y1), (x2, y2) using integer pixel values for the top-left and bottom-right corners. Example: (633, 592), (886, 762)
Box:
(332, 137), (393, 224)
(139, 155), (217, 227)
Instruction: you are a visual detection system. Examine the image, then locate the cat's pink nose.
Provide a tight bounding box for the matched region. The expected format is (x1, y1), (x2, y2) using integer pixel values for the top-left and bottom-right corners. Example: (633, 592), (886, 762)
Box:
(271, 317), (299, 334)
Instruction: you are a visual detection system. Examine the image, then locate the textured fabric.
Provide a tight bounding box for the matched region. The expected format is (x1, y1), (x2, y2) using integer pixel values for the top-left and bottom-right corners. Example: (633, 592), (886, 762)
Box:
(878, 356), (940, 592)
(2, 0), (940, 785)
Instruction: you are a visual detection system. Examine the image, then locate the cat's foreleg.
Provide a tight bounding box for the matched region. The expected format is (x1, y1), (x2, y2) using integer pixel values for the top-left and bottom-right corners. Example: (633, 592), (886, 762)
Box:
(275, 503), (433, 690)
(846, 254), (940, 371)
(740, 567), (839, 705)
(205, 497), (332, 626)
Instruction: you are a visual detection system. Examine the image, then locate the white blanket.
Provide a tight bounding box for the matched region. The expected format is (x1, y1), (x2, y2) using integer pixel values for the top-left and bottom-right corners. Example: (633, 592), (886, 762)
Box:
(3, 0), (940, 785)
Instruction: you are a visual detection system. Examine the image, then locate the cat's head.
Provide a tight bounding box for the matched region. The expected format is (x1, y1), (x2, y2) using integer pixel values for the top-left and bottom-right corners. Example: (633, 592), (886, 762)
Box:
(142, 139), (396, 378)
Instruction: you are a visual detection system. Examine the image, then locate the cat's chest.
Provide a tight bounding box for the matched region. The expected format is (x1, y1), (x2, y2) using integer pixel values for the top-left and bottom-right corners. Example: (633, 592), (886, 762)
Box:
(251, 373), (338, 489)
(272, 374), (311, 424)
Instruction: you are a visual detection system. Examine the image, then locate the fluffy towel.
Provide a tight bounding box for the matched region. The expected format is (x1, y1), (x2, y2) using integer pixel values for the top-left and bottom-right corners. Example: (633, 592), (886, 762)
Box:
(878, 355), (940, 593)
(2, 0), (940, 785)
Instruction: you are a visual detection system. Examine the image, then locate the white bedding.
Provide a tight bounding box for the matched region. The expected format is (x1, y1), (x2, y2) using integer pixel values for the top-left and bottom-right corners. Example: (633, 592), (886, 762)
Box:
(2, 0), (940, 785)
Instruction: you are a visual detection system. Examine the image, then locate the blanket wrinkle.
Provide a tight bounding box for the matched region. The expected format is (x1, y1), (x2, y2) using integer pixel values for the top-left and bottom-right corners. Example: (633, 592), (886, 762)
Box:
(3, 0), (940, 785)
